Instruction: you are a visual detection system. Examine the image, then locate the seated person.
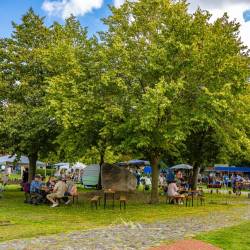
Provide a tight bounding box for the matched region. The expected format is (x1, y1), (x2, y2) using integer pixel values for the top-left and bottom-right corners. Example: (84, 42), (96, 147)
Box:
(46, 176), (56, 192)
(46, 176), (67, 208)
(62, 176), (78, 205)
(167, 181), (184, 204)
(30, 175), (43, 205)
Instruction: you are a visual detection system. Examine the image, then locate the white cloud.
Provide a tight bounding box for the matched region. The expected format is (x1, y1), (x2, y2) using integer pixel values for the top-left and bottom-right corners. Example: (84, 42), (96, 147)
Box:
(42, 0), (104, 19)
(113, 0), (137, 8)
(114, 0), (125, 8)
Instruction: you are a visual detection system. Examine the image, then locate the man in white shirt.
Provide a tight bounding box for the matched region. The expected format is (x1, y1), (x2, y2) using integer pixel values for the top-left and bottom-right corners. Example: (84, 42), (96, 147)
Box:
(46, 177), (67, 207)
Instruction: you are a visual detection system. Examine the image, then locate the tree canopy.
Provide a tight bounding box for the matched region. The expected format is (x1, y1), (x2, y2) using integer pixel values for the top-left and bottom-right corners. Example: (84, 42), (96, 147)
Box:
(0, 1), (249, 202)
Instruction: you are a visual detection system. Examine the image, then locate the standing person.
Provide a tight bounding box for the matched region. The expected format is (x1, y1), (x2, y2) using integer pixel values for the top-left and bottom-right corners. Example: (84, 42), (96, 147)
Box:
(135, 170), (141, 188)
(21, 167), (29, 191)
(1, 173), (9, 190)
(46, 176), (67, 208)
(2, 173), (9, 187)
(223, 174), (229, 187)
(22, 167), (29, 183)
(231, 173), (236, 192)
(144, 175), (151, 191)
(159, 173), (165, 187)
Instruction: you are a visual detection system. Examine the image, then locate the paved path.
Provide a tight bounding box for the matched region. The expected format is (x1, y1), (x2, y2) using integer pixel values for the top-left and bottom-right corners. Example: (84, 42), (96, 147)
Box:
(0, 205), (249, 250)
(149, 239), (221, 250)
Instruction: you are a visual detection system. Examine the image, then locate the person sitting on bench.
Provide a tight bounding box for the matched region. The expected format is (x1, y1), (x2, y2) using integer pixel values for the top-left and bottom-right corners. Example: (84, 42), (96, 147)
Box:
(62, 176), (77, 205)
(30, 175), (43, 205)
(46, 176), (67, 208)
(167, 180), (184, 204)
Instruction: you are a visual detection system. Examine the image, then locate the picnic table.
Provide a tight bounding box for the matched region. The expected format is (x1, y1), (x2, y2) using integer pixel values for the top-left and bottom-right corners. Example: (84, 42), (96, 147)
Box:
(104, 189), (115, 209)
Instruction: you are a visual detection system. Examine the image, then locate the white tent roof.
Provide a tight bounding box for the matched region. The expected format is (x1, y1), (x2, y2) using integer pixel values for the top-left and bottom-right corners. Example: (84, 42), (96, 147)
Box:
(72, 162), (87, 170)
(171, 164), (193, 170)
(0, 155), (45, 167)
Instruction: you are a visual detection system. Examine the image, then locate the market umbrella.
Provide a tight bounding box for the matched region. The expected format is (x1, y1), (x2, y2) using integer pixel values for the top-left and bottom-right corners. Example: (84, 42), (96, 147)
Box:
(115, 162), (128, 167)
(128, 159), (150, 166)
(170, 164), (193, 170)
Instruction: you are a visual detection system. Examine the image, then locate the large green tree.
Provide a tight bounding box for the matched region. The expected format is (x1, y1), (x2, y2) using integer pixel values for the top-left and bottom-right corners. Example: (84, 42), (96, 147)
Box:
(44, 16), (119, 188)
(0, 9), (59, 182)
(99, 0), (249, 202)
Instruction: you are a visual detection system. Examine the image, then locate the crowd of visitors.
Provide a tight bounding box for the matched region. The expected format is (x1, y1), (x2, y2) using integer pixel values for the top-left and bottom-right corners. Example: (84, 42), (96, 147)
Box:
(205, 172), (250, 192)
(133, 169), (191, 204)
(23, 174), (78, 207)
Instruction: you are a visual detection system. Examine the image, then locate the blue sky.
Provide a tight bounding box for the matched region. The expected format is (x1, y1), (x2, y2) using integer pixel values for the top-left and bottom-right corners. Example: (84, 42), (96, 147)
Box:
(0, 0), (114, 38)
(0, 0), (249, 47)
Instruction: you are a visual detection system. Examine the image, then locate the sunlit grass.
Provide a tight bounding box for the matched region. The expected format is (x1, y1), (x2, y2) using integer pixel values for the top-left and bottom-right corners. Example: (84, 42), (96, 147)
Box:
(196, 222), (250, 250)
(0, 185), (248, 242)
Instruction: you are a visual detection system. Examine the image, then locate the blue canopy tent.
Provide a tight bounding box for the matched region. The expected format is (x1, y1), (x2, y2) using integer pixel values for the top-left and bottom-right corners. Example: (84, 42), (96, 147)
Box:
(214, 166), (250, 173)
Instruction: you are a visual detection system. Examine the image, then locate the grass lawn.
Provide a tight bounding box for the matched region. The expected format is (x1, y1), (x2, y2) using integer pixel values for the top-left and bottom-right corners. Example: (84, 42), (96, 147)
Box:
(0, 185), (248, 242)
(196, 221), (250, 250)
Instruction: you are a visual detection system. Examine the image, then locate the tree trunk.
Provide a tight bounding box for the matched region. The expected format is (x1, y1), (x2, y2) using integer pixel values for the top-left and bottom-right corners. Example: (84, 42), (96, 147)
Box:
(150, 156), (160, 204)
(28, 153), (38, 183)
(97, 151), (105, 190)
(191, 165), (200, 190)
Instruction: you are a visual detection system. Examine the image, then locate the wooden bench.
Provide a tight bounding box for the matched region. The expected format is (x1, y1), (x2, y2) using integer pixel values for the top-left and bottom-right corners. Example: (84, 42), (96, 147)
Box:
(167, 195), (184, 205)
(90, 196), (101, 209)
(119, 195), (127, 209)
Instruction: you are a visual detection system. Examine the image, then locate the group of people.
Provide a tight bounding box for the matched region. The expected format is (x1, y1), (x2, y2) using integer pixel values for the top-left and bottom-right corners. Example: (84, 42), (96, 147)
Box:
(133, 169), (190, 204)
(206, 172), (249, 188)
(24, 174), (77, 207)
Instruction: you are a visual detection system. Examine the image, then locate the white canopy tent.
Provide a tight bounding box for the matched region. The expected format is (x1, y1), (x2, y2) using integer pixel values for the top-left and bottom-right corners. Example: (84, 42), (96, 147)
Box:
(72, 162), (87, 171)
(0, 155), (45, 167)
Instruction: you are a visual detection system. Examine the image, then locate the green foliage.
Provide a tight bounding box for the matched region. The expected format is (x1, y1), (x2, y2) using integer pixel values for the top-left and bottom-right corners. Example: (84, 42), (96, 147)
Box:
(0, 9), (60, 180)
(98, 0), (249, 197)
(35, 168), (55, 177)
(1, 1), (249, 192)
